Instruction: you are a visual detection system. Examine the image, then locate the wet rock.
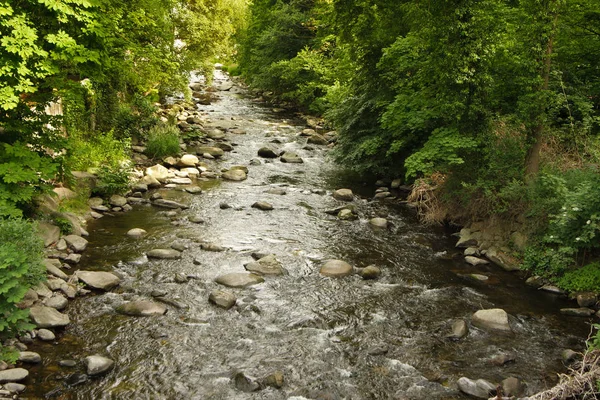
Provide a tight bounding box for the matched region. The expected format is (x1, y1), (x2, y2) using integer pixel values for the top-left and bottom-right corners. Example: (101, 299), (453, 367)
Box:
(59, 360), (77, 367)
(577, 292), (597, 308)
(64, 253), (82, 264)
(245, 255), (284, 276)
(147, 249), (182, 259)
(249, 158), (261, 165)
(152, 199), (189, 209)
(214, 142), (234, 152)
(560, 307), (595, 317)
(18, 351), (41, 363)
(490, 352), (515, 366)
(33, 282), (53, 298)
(562, 349), (579, 363)
(464, 247), (480, 257)
(167, 177), (193, 185)
(127, 228), (147, 238)
(280, 152), (303, 163)
(374, 191), (392, 199)
(456, 231), (478, 248)
(3, 382), (25, 393)
(261, 371), (284, 389)
(252, 201), (273, 211)
(369, 218), (388, 228)
(171, 242), (188, 252)
(540, 284), (565, 294)
(177, 154), (199, 167)
(258, 146), (279, 158)
(486, 247), (520, 271)
(60, 282), (78, 299)
(44, 294), (69, 310)
(208, 290), (237, 309)
(266, 188), (287, 195)
(465, 256), (489, 266)
(186, 186), (203, 194)
(502, 377), (524, 397)
(307, 134), (328, 145)
(141, 174), (161, 188)
(215, 273), (265, 288)
(116, 301), (167, 316)
(174, 273), (188, 284)
(77, 271), (121, 291)
(146, 164), (170, 182)
(219, 202), (232, 209)
(472, 309), (511, 332)
(457, 377), (495, 399)
(447, 319), (468, 339)
(39, 221), (60, 247)
(201, 243), (226, 252)
(65, 373), (88, 386)
(133, 182), (148, 192)
(333, 189), (353, 201)
(0, 368), (28, 383)
(37, 329), (56, 341)
(195, 146), (224, 158)
(360, 265), (381, 280)
(84, 355), (114, 376)
(222, 169), (247, 181)
(233, 372), (261, 392)
(63, 235), (88, 252)
(109, 195), (128, 207)
(525, 276), (544, 288)
(44, 259), (68, 280)
(320, 260), (353, 278)
(338, 209), (357, 220)
(29, 306), (70, 328)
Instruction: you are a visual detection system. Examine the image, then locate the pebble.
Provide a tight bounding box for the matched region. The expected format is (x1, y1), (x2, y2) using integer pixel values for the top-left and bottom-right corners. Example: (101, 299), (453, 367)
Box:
(37, 329), (56, 341)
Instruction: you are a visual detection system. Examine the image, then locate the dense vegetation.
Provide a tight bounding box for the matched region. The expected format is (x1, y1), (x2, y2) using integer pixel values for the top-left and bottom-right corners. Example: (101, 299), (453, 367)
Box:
(0, 0), (245, 356)
(238, 0), (600, 290)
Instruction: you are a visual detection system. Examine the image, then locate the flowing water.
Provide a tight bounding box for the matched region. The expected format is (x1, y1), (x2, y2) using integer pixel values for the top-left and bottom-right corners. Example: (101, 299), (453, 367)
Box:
(26, 73), (592, 399)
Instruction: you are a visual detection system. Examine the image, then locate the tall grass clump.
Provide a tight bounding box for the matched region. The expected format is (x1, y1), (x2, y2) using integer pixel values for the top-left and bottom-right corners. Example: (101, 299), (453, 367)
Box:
(145, 124), (181, 159)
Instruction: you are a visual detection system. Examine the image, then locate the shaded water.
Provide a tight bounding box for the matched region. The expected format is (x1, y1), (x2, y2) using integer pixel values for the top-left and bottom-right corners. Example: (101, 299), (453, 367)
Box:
(26, 73), (591, 399)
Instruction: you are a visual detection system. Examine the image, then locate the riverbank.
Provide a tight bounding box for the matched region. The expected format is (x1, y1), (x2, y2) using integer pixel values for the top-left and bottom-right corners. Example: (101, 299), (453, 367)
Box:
(0, 72), (594, 399)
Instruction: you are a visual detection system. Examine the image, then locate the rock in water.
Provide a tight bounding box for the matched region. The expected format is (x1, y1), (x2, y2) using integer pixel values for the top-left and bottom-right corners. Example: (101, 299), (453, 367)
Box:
(29, 306), (70, 328)
(18, 351), (41, 363)
(446, 319), (468, 339)
(116, 301), (167, 316)
(360, 265), (381, 280)
(233, 372), (261, 392)
(472, 309), (512, 332)
(208, 290), (237, 309)
(245, 255), (284, 276)
(145, 164), (170, 182)
(147, 249), (182, 259)
(465, 256), (489, 266)
(127, 228), (147, 238)
(0, 369), (29, 383)
(252, 201), (273, 211)
(457, 377), (496, 399)
(63, 235), (88, 252)
(333, 189), (353, 201)
(258, 146), (279, 158)
(369, 218), (388, 228)
(222, 169), (247, 181)
(37, 329), (56, 341)
(152, 199), (189, 209)
(280, 152), (303, 163)
(77, 271), (121, 291)
(84, 355), (114, 376)
(320, 260), (353, 278)
(215, 273), (264, 288)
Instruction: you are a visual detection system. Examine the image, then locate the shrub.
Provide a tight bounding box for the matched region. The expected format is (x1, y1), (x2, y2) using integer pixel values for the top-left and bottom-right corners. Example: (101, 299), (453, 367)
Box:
(66, 130), (131, 173)
(53, 216), (73, 235)
(145, 124), (181, 159)
(558, 262), (600, 293)
(93, 164), (132, 197)
(0, 218), (45, 337)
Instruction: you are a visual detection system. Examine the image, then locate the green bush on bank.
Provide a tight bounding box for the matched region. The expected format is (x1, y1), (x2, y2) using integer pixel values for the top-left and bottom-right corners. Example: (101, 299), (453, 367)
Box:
(0, 218), (45, 339)
(145, 124), (181, 159)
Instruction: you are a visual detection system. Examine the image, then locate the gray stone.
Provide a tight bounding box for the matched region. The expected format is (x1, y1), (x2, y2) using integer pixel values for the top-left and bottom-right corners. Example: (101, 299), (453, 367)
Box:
(245, 255), (284, 276)
(43, 294), (68, 310)
(338, 209), (357, 220)
(280, 152), (303, 163)
(33, 282), (53, 298)
(457, 377), (495, 399)
(185, 186), (203, 194)
(109, 195), (128, 207)
(510, 231), (528, 252)
(464, 247), (480, 257)
(44, 259), (68, 280)
(252, 201), (273, 211)
(526, 276), (544, 288)
(333, 189), (353, 201)
(215, 273), (265, 288)
(391, 179), (402, 189)
(152, 199), (189, 209)
(447, 319), (468, 339)
(60, 282), (78, 298)
(456, 231), (478, 248)
(59, 359), (77, 367)
(167, 177), (193, 185)
(37, 329), (56, 341)
(46, 277), (67, 291)
(369, 218), (388, 228)
(145, 164), (170, 182)
(38, 222), (60, 247)
(195, 146), (224, 158)
(472, 309), (511, 332)
(222, 169), (247, 181)
(18, 351), (41, 363)
(177, 154), (199, 167)
(266, 188), (287, 195)
(0, 368), (28, 383)
(360, 265), (381, 280)
(234, 372), (260, 392)
(577, 292), (597, 308)
(214, 142), (234, 152)
(261, 371), (284, 389)
(208, 290), (237, 310)
(63, 235), (88, 252)
(77, 271), (121, 291)
(147, 249), (182, 259)
(116, 301), (167, 316)
(16, 288), (38, 309)
(307, 134), (328, 145)
(133, 183), (148, 192)
(65, 253), (81, 264)
(84, 355), (114, 376)
(560, 307), (595, 317)
(502, 377), (524, 397)
(201, 243), (226, 252)
(465, 256), (489, 266)
(540, 284), (565, 294)
(258, 146), (279, 158)
(320, 260), (353, 278)
(486, 247), (520, 271)
(3, 382), (26, 393)
(30, 306), (70, 327)
(56, 238), (68, 251)
(141, 174), (161, 188)
(189, 216), (205, 224)
(127, 228), (147, 238)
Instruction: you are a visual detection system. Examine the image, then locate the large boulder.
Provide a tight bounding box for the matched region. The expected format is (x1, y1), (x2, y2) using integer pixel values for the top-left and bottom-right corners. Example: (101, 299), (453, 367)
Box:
(320, 260), (353, 278)
(116, 301), (167, 316)
(77, 271), (121, 291)
(38, 222), (60, 247)
(29, 306), (70, 328)
(63, 235), (88, 252)
(472, 309), (512, 332)
(215, 273), (265, 288)
(145, 164), (170, 183)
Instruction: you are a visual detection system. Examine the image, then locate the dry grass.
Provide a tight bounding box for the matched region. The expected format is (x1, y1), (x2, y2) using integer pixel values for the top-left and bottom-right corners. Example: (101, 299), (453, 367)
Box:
(407, 173), (448, 225)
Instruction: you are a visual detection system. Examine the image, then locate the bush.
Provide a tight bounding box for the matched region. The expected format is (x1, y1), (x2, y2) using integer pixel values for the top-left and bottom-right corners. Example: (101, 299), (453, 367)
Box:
(66, 130), (131, 173)
(93, 164), (132, 197)
(0, 218), (45, 337)
(145, 124), (181, 159)
(558, 262), (600, 292)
